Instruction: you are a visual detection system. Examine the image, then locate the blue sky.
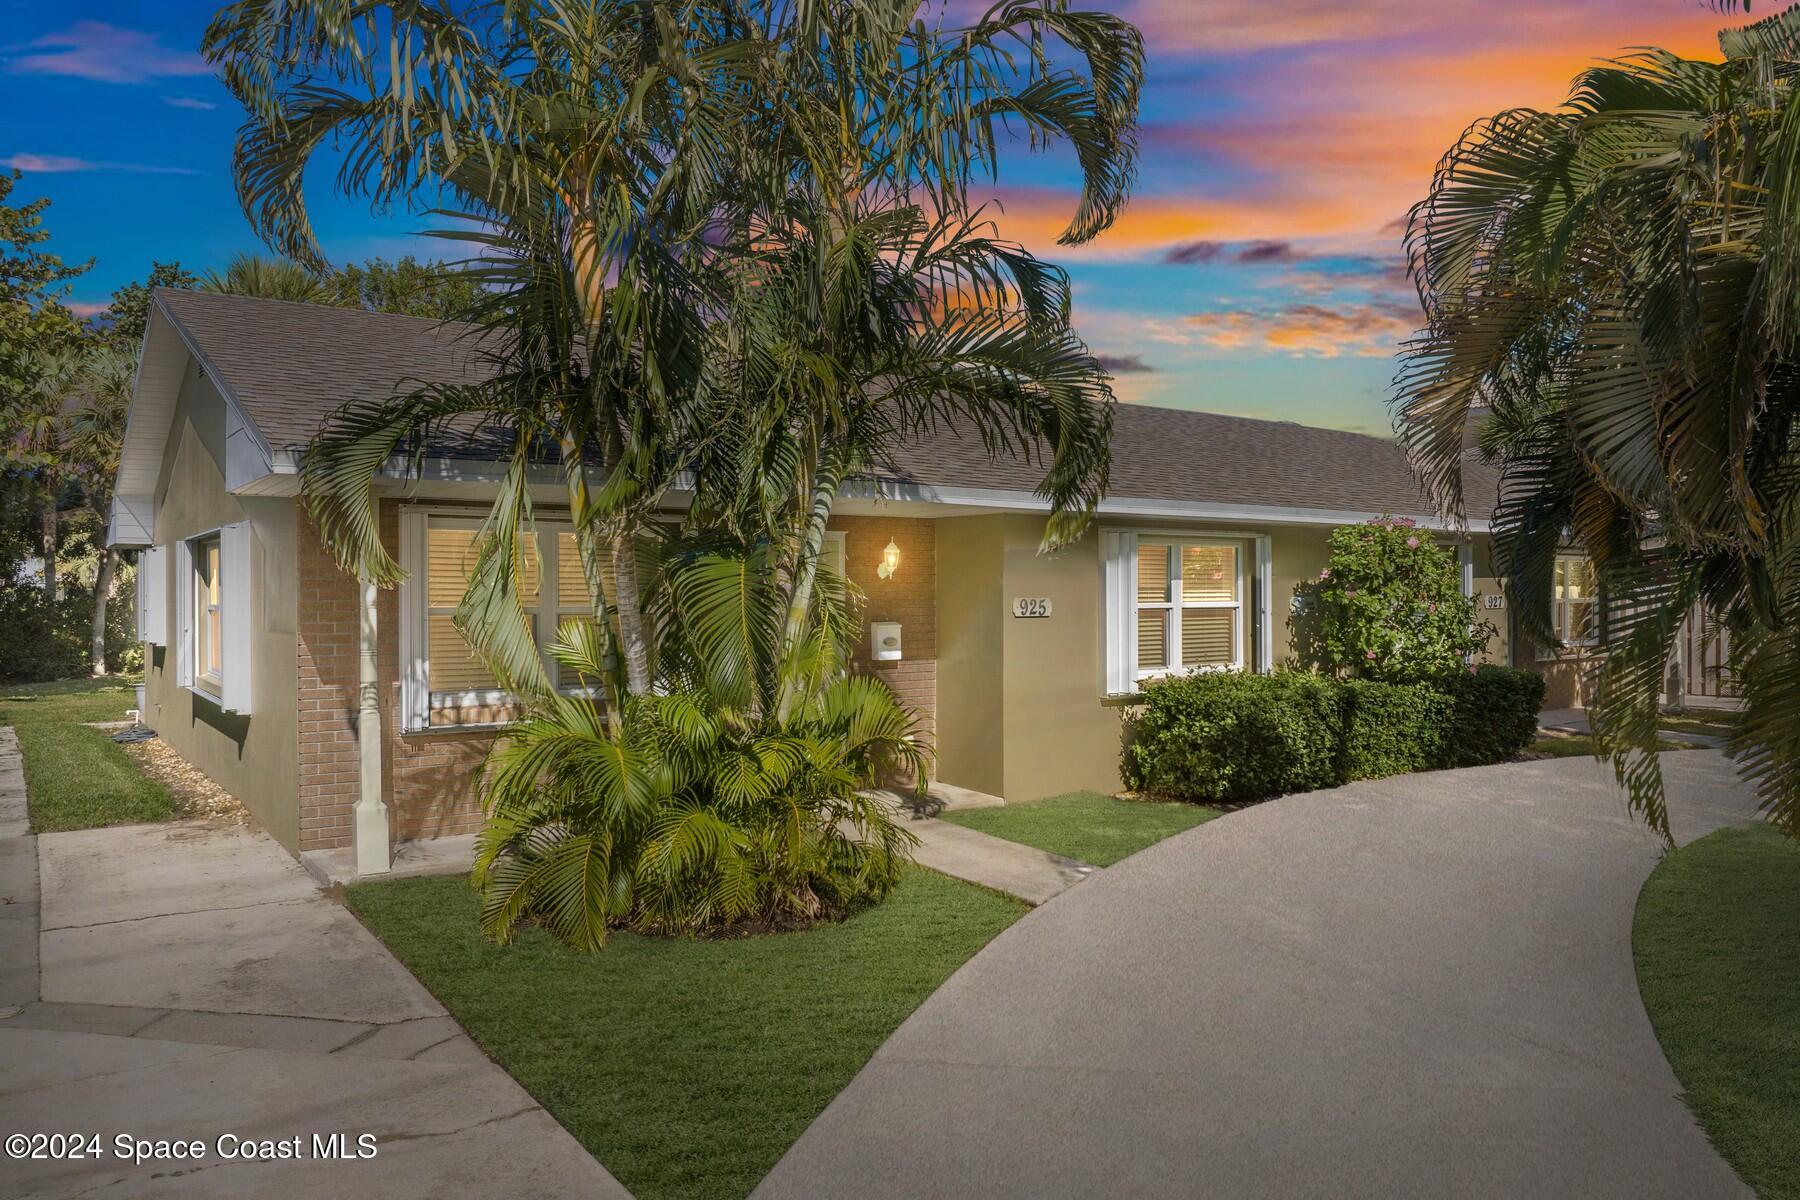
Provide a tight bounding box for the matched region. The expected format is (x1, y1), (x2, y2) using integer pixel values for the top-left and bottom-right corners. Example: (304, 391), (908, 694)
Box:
(4, 0), (1728, 435)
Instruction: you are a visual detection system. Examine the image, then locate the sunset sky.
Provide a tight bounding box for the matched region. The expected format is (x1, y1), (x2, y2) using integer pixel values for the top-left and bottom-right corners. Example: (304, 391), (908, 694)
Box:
(2, 0), (1731, 434)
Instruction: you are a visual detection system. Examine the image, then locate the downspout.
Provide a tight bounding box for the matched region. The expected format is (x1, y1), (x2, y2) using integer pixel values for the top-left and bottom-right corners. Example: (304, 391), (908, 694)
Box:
(354, 575), (391, 877)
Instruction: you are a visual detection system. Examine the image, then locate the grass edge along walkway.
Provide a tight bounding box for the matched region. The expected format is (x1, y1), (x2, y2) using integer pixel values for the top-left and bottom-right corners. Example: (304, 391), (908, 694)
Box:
(347, 866), (1025, 1200)
(0, 677), (176, 833)
(1634, 823), (1800, 1200)
(942, 790), (1220, 867)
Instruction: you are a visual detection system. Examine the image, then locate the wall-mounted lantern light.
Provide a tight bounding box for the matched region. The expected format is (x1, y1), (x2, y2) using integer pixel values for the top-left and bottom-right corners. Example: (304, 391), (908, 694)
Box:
(876, 539), (901, 580)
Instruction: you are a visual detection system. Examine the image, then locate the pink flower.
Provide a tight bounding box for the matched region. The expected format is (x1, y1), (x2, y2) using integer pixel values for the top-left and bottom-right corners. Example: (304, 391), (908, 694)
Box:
(1345, 589), (1358, 598)
(1319, 568), (1331, 580)
(1406, 536), (1420, 549)
(1365, 649), (1378, 660)
(1427, 603), (1437, 614)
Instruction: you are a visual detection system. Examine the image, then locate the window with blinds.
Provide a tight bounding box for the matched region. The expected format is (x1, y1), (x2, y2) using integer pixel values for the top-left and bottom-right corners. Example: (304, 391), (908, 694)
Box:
(1134, 539), (1243, 677)
(1551, 554), (1599, 648)
(424, 526), (541, 693)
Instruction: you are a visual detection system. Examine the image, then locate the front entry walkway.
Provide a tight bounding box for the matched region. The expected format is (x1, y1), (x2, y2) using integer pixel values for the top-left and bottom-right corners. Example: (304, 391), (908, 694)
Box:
(0, 747), (627, 1199)
(756, 751), (1761, 1199)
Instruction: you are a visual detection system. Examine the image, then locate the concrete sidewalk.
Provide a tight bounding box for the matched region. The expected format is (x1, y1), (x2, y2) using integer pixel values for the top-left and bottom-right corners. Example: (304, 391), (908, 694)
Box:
(0, 730), (627, 1199)
(903, 816), (1093, 906)
(757, 751), (1760, 1199)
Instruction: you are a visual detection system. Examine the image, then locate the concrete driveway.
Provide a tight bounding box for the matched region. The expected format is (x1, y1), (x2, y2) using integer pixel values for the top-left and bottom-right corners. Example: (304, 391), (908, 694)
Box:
(756, 751), (1761, 1199)
(0, 807), (627, 1198)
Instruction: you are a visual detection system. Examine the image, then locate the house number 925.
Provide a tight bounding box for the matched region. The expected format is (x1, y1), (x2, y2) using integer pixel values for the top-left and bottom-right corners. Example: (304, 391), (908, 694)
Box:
(1011, 597), (1052, 618)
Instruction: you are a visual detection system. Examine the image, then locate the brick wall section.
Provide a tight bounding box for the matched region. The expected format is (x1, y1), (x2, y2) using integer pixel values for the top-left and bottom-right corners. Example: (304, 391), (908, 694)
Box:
(831, 516), (937, 771)
(295, 503), (495, 852)
(295, 506), (941, 851)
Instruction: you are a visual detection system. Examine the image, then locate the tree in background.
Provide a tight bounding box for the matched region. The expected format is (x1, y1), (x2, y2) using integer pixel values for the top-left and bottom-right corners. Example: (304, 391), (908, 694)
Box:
(323, 256), (483, 318)
(1, 172), (88, 608)
(100, 262), (198, 348)
(1393, 6), (1800, 839)
(66, 346), (134, 673)
(199, 253), (332, 303)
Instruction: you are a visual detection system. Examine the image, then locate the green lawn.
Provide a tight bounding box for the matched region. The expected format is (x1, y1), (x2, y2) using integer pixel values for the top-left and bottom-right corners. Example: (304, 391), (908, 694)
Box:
(1635, 824), (1800, 1199)
(941, 790), (1219, 866)
(1530, 733), (1694, 759)
(0, 677), (177, 832)
(347, 867), (1024, 1200)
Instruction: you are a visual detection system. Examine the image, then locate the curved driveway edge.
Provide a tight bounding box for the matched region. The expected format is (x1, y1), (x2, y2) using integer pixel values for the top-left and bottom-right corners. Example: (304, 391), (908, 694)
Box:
(755, 751), (1759, 1199)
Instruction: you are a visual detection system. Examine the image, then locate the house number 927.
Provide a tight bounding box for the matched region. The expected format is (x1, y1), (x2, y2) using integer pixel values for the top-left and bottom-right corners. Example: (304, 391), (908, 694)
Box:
(1011, 597), (1052, 618)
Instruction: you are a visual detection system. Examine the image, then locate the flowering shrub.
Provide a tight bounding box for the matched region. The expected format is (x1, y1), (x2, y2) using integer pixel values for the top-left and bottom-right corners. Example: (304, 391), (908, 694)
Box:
(1290, 517), (1493, 682)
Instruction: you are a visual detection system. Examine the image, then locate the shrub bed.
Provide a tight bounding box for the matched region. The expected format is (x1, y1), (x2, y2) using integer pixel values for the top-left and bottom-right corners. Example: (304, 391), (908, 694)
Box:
(1123, 665), (1545, 804)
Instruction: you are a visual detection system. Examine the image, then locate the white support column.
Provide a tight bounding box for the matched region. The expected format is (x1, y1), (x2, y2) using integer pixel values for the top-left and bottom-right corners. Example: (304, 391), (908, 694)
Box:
(354, 576), (391, 878)
(1254, 535), (1274, 673)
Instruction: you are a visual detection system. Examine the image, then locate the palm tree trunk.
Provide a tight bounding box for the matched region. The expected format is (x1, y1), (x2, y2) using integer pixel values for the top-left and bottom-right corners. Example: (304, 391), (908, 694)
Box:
(773, 451), (845, 723)
(90, 547), (117, 676)
(562, 447), (627, 738)
(609, 530), (652, 695)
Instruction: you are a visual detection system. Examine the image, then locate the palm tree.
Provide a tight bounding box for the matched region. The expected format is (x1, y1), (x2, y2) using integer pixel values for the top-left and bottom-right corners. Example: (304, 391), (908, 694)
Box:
(1393, 4), (1800, 840)
(207, 0), (1143, 946)
(207, 0), (1140, 714)
(11, 347), (85, 606)
(199, 253), (336, 303)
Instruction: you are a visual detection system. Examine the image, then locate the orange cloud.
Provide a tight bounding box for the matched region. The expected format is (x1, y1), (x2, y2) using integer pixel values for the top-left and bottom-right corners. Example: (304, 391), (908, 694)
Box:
(1183, 303), (1419, 358)
(982, 186), (1355, 258)
(984, 3), (1733, 257)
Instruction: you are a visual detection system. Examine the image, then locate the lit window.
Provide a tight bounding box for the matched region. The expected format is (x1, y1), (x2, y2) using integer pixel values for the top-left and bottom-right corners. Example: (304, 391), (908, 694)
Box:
(1130, 538), (1243, 680)
(194, 534), (222, 689)
(1552, 555), (1599, 647)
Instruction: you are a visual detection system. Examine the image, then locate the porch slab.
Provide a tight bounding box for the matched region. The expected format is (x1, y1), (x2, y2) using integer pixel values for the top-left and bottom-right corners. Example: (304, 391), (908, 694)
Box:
(301, 832), (479, 888)
(865, 781), (1008, 817)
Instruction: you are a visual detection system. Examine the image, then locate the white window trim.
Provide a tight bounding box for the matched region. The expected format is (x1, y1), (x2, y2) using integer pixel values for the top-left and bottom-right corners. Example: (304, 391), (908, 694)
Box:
(171, 523), (252, 712)
(399, 508), (619, 732)
(137, 544), (168, 647)
(1548, 553), (1601, 653)
(1103, 528), (1261, 696)
(193, 531), (224, 694)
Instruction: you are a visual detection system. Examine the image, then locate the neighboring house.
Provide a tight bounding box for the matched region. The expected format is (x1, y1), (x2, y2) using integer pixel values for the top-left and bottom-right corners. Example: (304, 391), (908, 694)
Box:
(1517, 552), (1739, 710)
(108, 290), (1513, 876)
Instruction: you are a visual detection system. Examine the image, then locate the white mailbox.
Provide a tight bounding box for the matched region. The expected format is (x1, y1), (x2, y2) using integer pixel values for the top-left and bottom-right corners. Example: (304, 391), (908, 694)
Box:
(870, 621), (903, 662)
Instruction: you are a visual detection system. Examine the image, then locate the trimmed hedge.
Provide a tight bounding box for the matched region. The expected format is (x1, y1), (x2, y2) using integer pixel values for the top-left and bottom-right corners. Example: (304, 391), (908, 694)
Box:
(1121, 671), (1341, 804)
(1442, 665), (1547, 767)
(1123, 665), (1545, 805)
(1340, 680), (1452, 781)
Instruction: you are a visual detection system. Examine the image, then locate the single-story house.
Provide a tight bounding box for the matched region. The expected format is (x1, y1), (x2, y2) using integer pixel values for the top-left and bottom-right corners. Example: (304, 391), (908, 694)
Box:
(109, 289), (1548, 877)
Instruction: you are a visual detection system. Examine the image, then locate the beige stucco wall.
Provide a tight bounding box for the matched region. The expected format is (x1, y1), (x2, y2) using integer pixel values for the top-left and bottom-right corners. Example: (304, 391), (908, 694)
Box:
(934, 517), (1007, 795)
(935, 516), (1515, 803)
(141, 362), (301, 851)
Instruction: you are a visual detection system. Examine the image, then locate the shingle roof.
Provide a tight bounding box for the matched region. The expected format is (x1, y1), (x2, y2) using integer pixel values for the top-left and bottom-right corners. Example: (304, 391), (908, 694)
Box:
(153, 289), (1494, 522)
(156, 288), (504, 453)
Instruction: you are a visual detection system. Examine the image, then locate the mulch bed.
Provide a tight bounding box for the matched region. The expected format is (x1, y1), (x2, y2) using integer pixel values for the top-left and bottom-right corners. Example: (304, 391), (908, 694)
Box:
(87, 722), (251, 824)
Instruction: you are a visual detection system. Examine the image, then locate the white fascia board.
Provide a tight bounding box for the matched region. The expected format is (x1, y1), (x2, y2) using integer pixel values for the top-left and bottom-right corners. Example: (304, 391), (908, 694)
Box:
(856, 479), (1492, 534)
(110, 307), (189, 510)
(328, 453), (1491, 534)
